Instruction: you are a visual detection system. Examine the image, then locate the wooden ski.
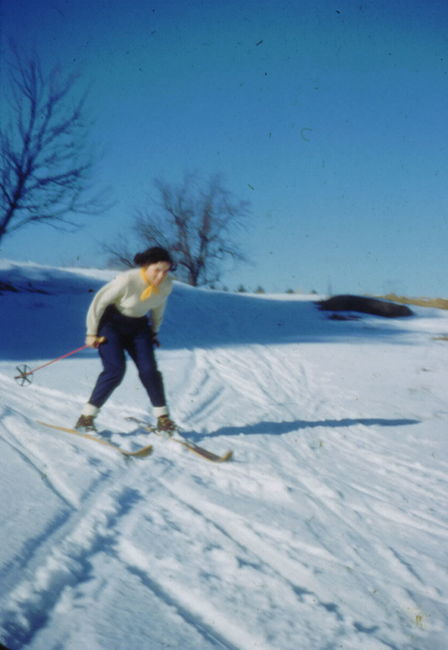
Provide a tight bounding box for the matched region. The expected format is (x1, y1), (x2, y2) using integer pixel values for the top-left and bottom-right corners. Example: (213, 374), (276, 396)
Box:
(36, 421), (153, 458)
(127, 417), (233, 463)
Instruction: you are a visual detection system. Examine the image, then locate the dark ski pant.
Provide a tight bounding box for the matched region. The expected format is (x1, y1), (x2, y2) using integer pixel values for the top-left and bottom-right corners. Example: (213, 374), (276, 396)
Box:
(88, 306), (166, 410)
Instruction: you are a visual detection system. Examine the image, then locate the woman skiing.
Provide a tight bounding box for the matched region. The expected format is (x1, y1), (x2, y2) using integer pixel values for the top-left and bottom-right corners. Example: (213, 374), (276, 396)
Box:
(75, 246), (176, 433)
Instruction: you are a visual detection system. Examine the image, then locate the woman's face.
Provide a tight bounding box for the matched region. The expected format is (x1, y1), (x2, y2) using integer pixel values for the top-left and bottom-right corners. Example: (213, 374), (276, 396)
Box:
(144, 261), (171, 286)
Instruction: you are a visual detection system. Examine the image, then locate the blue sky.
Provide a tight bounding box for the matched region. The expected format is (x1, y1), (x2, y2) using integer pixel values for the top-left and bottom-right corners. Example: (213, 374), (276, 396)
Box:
(1, 0), (447, 295)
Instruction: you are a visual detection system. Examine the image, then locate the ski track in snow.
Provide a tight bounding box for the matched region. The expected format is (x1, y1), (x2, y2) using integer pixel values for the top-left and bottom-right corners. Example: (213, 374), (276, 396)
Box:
(1, 271), (448, 649)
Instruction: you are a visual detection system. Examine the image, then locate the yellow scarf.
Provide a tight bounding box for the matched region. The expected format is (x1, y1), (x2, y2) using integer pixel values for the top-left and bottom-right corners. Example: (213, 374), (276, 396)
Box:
(140, 268), (160, 301)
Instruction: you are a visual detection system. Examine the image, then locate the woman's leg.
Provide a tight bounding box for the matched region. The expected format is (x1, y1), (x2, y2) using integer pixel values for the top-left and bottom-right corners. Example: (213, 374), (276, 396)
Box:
(87, 325), (127, 409)
(127, 328), (168, 414)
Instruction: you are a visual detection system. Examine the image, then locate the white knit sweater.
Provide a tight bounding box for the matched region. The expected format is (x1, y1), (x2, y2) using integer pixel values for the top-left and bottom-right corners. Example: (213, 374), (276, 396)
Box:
(86, 269), (173, 336)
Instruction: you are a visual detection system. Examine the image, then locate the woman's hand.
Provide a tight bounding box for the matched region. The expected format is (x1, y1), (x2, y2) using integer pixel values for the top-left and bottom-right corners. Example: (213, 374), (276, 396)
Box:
(85, 335), (106, 348)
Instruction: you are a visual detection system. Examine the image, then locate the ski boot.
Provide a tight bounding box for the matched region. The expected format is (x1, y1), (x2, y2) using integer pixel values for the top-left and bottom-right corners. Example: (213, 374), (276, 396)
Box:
(156, 414), (177, 438)
(75, 415), (97, 433)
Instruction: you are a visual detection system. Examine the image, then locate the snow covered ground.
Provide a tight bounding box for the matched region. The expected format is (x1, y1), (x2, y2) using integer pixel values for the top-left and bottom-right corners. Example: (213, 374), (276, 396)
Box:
(0, 260), (447, 650)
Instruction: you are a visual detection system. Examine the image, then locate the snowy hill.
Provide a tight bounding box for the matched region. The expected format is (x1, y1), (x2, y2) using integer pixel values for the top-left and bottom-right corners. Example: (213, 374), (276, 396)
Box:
(0, 261), (447, 650)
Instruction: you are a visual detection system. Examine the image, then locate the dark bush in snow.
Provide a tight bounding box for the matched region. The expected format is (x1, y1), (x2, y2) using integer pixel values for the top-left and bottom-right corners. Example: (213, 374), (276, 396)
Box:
(318, 295), (414, 318)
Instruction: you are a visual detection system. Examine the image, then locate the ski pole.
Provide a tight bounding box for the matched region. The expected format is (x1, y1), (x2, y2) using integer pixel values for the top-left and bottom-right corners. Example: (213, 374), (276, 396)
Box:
(14, 338), (106, 386)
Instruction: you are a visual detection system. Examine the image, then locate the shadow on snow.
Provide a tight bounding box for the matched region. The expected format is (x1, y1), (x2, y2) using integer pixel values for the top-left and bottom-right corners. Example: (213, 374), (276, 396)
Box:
(0, 280), (420, 363)
(184, 417), (421, 443)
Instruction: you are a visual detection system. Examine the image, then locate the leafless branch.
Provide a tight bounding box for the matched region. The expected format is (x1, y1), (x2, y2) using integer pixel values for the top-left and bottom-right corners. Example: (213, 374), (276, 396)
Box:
(0, 48), (108, 243)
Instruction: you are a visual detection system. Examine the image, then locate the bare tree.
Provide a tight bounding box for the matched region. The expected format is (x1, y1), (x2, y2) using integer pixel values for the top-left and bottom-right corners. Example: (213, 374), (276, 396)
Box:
(0, 49), (105, 243)
(112, 173), (250, 286)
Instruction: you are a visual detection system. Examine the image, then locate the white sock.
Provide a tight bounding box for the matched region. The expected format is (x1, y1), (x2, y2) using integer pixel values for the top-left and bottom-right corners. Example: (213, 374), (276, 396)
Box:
(82, 403), (99, 417)
(154, 405), (169, 418)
